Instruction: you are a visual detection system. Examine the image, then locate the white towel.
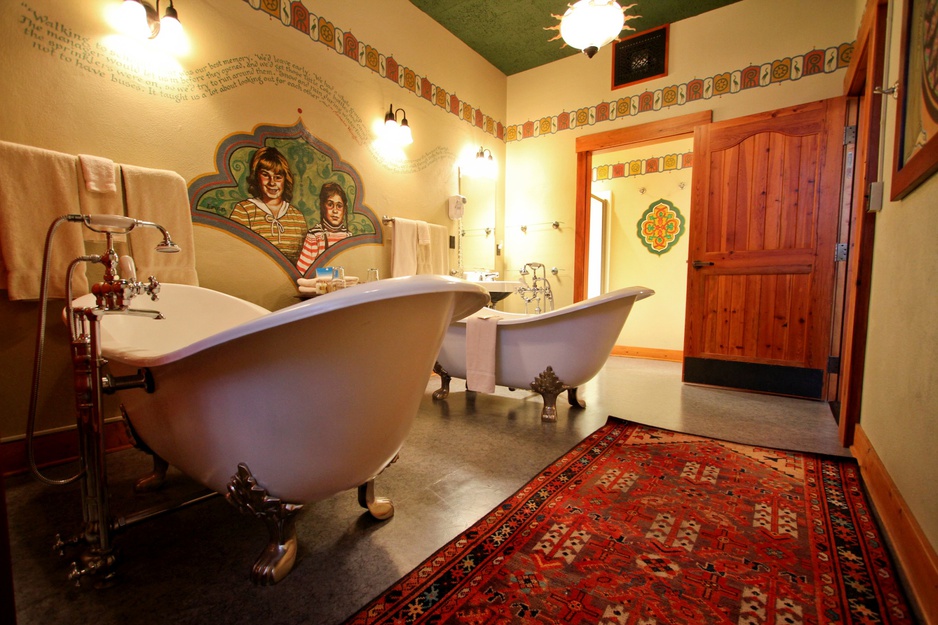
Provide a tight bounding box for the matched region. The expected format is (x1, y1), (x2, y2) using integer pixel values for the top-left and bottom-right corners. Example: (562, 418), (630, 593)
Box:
(77, 155), (122, 243)
(391, 217), (418, 277)
(428, 223), (449, 275)
(417, 220), (431, 245)
(0, 140), (87, 300)
(465, 314), (500, 393)
(415, 220), (433, 274)
(78, 154), (117, 193)
(121, 164), (199, 286)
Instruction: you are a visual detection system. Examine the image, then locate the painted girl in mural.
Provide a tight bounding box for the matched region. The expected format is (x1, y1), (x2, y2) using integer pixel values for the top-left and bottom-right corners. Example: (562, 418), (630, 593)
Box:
(229, 147), (307, 263)
(296, 182), (353, 273)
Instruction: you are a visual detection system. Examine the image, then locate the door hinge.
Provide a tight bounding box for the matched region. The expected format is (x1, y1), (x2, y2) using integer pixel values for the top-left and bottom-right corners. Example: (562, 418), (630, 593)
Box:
(834, 242), (848, 262)
(828, 356), (841, 374)
(843, 125), (857, 145)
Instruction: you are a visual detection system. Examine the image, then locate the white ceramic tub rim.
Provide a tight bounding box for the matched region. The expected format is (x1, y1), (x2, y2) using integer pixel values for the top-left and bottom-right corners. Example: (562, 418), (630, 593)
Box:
(71, 275), (487, 367)
(455, 285), (655, 325)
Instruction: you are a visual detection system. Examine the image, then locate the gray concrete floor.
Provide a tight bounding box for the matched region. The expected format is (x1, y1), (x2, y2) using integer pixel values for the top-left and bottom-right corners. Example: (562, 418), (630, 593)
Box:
(7, 357), (848, 625)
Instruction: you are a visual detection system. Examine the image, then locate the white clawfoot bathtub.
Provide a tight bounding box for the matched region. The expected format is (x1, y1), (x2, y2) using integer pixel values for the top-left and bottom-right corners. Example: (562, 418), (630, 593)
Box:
(433, 286), (654, 420)
(73, 275), (488, 584)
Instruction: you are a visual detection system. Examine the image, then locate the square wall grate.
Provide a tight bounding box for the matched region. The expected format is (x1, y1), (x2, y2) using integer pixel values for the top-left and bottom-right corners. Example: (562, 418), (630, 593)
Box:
(613, 25), (669, 89)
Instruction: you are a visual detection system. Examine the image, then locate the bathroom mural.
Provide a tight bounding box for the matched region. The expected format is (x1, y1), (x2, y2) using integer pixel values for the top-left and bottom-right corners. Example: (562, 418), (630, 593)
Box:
(638, 199), (685, 255)
(189, 120), (381, 277)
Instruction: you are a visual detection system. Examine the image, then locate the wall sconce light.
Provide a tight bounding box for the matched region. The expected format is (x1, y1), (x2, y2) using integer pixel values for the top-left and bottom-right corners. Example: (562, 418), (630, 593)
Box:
(557, 0), (635, 59)
(474, 146), (498, 178)
(384, 105), (413, 146)
(116, 0), (188, 53)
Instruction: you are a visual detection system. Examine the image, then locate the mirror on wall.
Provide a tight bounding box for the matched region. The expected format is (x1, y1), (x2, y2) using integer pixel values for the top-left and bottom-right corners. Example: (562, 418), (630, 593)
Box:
(457, 172), (497, 276)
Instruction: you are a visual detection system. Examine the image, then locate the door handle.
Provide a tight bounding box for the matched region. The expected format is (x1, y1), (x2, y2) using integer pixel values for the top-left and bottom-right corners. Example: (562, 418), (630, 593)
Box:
(692, 260), (714, 269)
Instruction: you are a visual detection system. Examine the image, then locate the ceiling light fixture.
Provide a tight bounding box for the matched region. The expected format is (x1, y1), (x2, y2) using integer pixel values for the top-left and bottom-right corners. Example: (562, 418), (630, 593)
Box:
(551, 0), (640, 59)
(384, 105), (413, 146)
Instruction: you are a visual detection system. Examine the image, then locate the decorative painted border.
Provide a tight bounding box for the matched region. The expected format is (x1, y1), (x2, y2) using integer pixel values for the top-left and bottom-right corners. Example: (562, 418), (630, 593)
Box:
(594, 151), (693, 180)
(243, 1), (853, 145)
(507, 43), (854, 142)
(244, 0), (504, 140)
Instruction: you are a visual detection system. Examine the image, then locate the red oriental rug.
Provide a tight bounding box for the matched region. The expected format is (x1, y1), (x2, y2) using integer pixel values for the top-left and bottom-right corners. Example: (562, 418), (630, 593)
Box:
(344, 418), (914, 624)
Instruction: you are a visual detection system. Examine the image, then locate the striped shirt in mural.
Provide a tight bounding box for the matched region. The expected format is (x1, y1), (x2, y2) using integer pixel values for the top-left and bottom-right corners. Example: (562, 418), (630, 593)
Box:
(229, 199), (306, 263)
(296, 228), (351, 274)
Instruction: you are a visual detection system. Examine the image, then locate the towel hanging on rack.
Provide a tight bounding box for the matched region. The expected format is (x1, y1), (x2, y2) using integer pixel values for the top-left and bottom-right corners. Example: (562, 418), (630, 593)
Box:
(391, 217), (419, 277)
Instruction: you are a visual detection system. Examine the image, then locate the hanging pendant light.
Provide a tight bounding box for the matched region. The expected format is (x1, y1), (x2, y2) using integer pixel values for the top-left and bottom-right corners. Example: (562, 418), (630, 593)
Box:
(560, 0), (627, 58)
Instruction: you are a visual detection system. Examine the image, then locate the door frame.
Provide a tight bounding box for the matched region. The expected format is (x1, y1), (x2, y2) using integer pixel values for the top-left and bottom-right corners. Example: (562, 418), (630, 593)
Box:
(573, 111), (713, 301)
(836, 0), (887, 446)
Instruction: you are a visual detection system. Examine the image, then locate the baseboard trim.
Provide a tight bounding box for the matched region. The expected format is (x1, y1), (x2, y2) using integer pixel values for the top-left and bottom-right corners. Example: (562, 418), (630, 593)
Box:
(852, 424), (938, 624)
(1, 422), (134, 477)
(611, 346), (683, 362)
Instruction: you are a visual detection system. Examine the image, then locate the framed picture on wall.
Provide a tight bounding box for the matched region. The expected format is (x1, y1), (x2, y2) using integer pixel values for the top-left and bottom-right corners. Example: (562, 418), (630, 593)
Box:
(891, 0), (938, 200)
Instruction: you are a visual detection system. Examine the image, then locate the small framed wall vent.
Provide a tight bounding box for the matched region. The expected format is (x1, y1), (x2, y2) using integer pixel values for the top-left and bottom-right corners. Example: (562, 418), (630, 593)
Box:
(612, 25), (669, 90)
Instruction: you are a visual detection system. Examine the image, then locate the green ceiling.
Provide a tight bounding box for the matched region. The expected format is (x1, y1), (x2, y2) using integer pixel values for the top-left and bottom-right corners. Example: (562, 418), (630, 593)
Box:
(409, 0), (744, 75)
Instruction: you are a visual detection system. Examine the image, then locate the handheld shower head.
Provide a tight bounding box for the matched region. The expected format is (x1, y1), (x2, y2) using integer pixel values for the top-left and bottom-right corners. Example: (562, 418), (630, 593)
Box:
(80, 214), (139, 235)
(134, 220), (181, 253)
(155, 231), (181, 253)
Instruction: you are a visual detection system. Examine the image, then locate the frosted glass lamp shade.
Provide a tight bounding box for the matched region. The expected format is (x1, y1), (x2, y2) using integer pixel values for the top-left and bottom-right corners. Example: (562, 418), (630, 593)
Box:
(560, 0), (625, 58)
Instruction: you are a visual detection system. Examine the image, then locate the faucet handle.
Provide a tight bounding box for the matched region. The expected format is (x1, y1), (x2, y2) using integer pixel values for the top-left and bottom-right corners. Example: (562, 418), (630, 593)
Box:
(144, 276), (161, 301)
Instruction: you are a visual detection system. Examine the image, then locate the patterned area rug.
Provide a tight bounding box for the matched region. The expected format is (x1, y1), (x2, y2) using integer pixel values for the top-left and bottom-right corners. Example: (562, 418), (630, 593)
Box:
(344, 417), (913, 624)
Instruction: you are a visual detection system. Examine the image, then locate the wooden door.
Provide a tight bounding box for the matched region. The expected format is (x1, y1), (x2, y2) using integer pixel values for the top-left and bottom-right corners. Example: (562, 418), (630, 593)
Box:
(683, 97), (847, 399)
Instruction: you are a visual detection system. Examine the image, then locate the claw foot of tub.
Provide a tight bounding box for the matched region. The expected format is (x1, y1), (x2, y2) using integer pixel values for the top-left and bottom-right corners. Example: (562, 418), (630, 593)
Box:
(134, 453), (169, 493)
(225, 463), (303, 585)
(251, 520), (298, 586)
(357, 479), (395, 521)
(532, 366), (567, 422)
(432, 361), (451, 400)
(567, 387), (585, 409)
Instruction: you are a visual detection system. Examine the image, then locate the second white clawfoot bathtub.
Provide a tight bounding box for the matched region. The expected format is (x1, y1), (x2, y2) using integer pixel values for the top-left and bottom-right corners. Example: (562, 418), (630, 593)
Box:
(433, 286), (654, 420)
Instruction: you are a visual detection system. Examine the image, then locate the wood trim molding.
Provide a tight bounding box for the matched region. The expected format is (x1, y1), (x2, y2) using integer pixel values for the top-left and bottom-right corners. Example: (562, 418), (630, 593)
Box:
(573, 110), (713, 302)
(1, 422), (134, 477)
(574, 150), (592, 301)
(843, 0), (887, 95)
(838, 0), (887, 447)
(852, 424), (938, 623)
(575, 110), (712, 153)
(611, 346), (683, 362)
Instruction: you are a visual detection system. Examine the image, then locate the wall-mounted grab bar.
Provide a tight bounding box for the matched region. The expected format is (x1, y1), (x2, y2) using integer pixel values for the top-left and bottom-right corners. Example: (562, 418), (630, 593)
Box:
(519, 221), (562, 233)
(461, 227), (493, 237)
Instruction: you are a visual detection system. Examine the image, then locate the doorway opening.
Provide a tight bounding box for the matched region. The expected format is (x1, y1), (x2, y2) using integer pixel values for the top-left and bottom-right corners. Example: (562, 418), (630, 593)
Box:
(574, 111), (711, 363)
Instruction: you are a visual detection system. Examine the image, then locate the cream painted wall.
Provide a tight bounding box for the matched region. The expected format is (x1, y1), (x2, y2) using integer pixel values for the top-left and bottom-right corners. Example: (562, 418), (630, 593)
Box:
(592, 138), (693, 351)
(857, 0), (938, 557)
(0, 0), (506, 440)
